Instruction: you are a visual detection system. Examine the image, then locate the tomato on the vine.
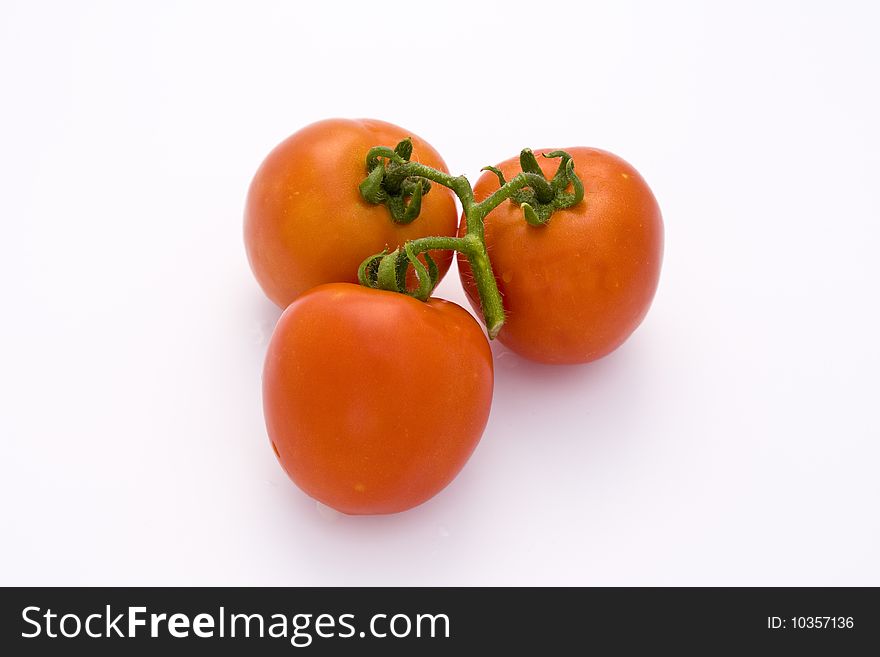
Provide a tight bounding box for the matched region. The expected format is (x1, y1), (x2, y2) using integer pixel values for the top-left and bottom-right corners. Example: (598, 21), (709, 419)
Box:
(263, 283), (493, 515)
(245, 118), (458, 308)
(458, 148), (663, 364)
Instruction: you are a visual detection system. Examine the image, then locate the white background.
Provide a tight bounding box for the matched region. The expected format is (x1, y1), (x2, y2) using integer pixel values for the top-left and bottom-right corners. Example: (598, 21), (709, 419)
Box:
(2, 0), (878, 586)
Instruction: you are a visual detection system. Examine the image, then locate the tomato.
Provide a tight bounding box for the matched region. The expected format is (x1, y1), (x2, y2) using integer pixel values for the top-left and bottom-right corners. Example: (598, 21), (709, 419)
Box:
(458, 148), (663, 364)
(245, 118), (458, 308)
(263, 283), (493, 515)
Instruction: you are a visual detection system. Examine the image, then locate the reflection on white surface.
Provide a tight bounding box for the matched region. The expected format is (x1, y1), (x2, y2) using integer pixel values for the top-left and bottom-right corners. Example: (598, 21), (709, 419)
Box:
(315, 502), (344, 523)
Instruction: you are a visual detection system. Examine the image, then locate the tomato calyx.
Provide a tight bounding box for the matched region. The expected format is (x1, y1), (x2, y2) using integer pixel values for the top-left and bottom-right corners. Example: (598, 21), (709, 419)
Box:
(482, 149), (585, 226)
(358, 241), (443, 302)
(358, 138), (434, 225)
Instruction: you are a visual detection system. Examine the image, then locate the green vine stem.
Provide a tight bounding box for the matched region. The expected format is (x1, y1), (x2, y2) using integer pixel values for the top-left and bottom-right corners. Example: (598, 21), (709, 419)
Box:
(358, 143), (583, 339)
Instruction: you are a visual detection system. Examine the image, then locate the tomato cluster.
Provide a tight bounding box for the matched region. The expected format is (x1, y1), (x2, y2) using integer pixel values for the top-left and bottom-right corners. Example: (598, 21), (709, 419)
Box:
(245, 119), (663, 515)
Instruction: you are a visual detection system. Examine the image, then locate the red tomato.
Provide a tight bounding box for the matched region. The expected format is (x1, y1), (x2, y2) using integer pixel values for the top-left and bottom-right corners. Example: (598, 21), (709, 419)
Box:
(245, 119), (458, 308)
(263, 283), (493, 515)
(459, 148), (663, 364)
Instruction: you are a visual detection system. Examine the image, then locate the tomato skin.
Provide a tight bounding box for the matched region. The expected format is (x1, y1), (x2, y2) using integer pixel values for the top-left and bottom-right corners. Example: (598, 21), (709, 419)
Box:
(458, 148), (663, 364)
(263, 283), (493, 515)
(245, 119), (458, 308)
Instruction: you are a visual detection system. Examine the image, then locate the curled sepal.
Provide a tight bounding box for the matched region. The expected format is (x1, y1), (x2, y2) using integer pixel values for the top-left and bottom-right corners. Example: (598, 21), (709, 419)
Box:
(481, 165), (507, 187)
(563, 158), (584, 206)
(521, 202), (551, 226)
(356, 245), (439, 302)
(401, 179), (424, 224)
(394, 138), (413, 161)
(393, 248), (411, 291)
(364, 145), (402, 171)
(357, 250), (387, 288)
(403, 242), (438, 301)
(375, 249), (403, 292)
(424, 251), (439, 288)
(542, 150), (572, 186)
(358, 164), (387, 204)
(359, 141), (432, 224)
(519, 148), (545, 177)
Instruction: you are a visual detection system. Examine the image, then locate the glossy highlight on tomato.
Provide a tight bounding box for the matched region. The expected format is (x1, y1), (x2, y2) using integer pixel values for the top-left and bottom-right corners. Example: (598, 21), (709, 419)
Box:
(245, 118), (458, 308)
(459, 148), (663, 364)
(263, 283), (494, 515)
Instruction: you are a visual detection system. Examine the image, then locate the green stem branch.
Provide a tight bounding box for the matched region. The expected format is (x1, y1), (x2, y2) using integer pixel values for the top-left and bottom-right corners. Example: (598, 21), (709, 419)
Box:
(360, 146), (582, 339)
(405, 233), (505, 339)
(360, 159), (506, 336)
